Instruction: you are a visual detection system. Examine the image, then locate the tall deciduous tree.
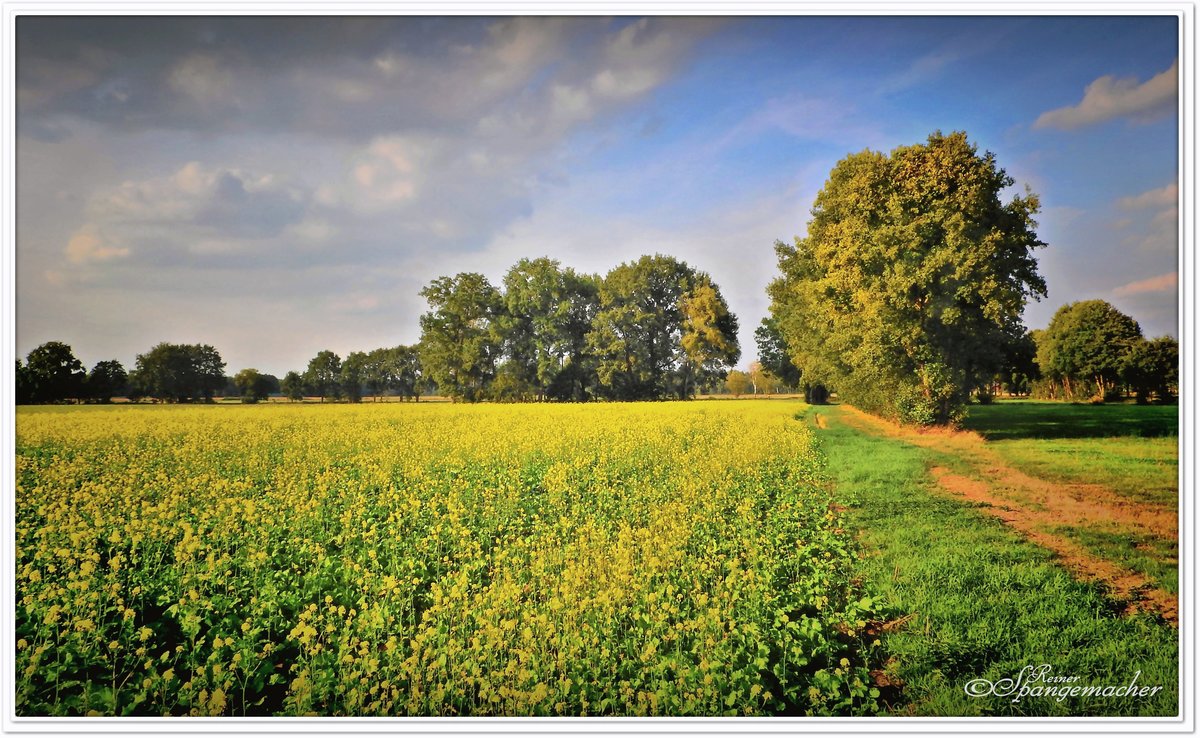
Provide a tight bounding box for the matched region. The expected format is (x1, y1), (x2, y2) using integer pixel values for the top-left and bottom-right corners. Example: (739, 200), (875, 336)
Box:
(679, 278), (740, 399)
(130, 343), (225, 402)
(500, 257), (566, 400)
(768, 131), (1046, 425)
(588, 255), (739, 400)
(418, 273), (502, 402)
(280, 370), (305, 402)
(1036, 300), (1143, 401)
(754, 318), (800, 389)
(233, 368), (273, 403)
(1124, 336), (1178, 403)
(725, 370), (751, 397)
(304, 350), (343, 402)
(23, 341), (87, 403)
(341, 351), (369, 403)
(86, 360), (127, 402)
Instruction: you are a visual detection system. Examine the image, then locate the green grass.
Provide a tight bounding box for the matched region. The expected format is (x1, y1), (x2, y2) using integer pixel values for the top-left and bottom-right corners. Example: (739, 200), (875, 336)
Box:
(804, 405), (1177, 717)
(962, 401), (1178, 507)
(1050, 525), (1179, 595)
(961, 400), (1178, 440)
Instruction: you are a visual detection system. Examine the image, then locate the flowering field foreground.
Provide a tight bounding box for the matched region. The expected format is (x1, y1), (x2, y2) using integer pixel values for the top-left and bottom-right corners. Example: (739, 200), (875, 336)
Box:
(16, 401), (885, 716)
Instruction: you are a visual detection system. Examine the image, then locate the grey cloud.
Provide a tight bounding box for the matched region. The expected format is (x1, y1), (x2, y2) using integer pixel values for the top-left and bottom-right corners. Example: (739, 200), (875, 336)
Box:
(17, 16), (727, 372)
(18, 17), (718, 142)
(66, 161), (309, 268)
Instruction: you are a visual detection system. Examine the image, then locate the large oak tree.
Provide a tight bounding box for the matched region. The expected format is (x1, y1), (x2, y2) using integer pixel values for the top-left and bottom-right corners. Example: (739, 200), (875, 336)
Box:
(768, 131), (1046, 425)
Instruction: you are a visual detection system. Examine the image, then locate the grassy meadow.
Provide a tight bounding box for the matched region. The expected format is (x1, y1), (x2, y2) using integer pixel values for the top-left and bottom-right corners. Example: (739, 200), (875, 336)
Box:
(804, 402), (1178, 716)
(14, 398), (1179, 717)
(961, 401), (1178, 507)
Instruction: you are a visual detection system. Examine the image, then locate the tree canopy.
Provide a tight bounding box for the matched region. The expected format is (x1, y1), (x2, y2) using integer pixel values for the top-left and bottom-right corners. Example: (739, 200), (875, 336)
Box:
(768, 131), (1046, 425)
(418, 273), (503, 402)
(86, 360), (128, 402)
(18, 342), (87, 404)
(417, 255), (739, 402)
(130, 343), (226, 403)
(1033, 300), (1168, 402)
(587, 255), (739, 401)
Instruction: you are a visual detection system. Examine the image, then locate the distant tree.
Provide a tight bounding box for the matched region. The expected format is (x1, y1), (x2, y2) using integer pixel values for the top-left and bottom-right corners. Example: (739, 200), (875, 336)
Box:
(23, 341), (87, 403)
(86, 360), (127, 403)
(678, 278), (740, 399)
(768, 131), (1046, 425)
(545, 270), (601, 402)
(418, 273), (502, 402)
(489, 361), (536, 402)
(725, 370), (751, 397)
(341, 351), (369, 403)
(587, 255), (739, 400)
(233, 368), (273, 403)
(304, 350), (343, 402)
(281, 371), (305, 402)
(1123, 336), (1178, 404)
(1036, 300), (1142, 401)
(500, 257), (567, 401)
(389, 346), (424, 401)
(15, 361), (34, 404)
(747, 362), (769, 395)
(130, 343), (226, 402)
(995, 330), (1039, 398)
(754, 317), (801, 389)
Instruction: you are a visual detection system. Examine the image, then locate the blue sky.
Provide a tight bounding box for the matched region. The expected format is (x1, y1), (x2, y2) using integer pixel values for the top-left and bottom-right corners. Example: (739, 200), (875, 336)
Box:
(16, 15), (1179, 377)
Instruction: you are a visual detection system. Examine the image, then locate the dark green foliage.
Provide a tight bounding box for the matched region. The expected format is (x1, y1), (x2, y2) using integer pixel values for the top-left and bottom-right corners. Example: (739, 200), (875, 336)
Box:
(130, 343), (226, 403)
(341, 351), (369, 403)
(20, 341), (87, 403)
(16, 361), (34, 404)
(1123, 336), (1178, 404)
(994, 330), (1040, 397)
(768, 131), (1046, 425)
(755, 318), (801, 389)
(418, 273), (503, 402)
(233, 368), (274, 403)
(304, 350), (343, 402)
(85, 360), (128, 403)
(415, 255), (739, 403)
(364, 346), (423, 401)
(1035, 300), (1143, 401)
(587, 254), (739, 401)
(280, 371), (305, 401)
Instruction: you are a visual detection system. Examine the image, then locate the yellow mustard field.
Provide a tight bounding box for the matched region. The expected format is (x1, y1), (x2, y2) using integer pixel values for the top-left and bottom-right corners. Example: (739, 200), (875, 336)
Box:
(15, 401), (884, 716)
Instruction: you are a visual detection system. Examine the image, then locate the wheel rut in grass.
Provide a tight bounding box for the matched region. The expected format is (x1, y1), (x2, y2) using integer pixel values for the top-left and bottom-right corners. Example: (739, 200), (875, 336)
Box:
(830, 406), (1178, 625)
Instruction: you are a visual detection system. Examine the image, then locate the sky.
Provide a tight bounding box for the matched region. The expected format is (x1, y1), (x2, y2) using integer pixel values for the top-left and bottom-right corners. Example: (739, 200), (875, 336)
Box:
(15, 15), (1180, 378)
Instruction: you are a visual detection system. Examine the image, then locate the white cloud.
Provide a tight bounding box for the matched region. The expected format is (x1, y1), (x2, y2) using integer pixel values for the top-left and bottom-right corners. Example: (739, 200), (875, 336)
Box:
(1034, 59), (1177, 130)
(1118, 182), (1177, 210)
(1110, 181), (1179, 254)
(65, 224), (129, 264)
(70, 161), (308, 263)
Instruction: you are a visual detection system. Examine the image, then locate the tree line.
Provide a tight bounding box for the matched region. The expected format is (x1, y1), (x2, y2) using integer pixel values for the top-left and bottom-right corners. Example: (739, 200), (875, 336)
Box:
(16, 254), (741, 405)
(17, 133), (1177, 417)
(1030, 300), (1177, 404)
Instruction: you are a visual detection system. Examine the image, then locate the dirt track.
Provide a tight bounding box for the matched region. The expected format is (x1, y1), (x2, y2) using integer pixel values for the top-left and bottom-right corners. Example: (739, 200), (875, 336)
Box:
(831, 406), (1178, 624)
